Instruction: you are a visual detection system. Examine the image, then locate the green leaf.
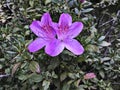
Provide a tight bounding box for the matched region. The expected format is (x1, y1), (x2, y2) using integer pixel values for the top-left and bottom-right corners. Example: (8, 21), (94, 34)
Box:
(51, 71), (58, 78)
(75, 8), (80, 15)
(0, 64), (2, 69)
(60, 72), (67, 81)
(12, 62), (21, 77)
(99, 70), (105, 78)
(45, 0), (51, 5)
(29, 0), (34, 7)
(74, 79), (81, 87)
(99, 41), (111, 47)
(6, 51), (17, 54)
(77, 86), (85, 90)
(48, 59), (59, 70)
(81, 8), (93, 13)
(18, 75), (28, 81)
(68, 73), (76, 79)
(62, 83), (70, 90)
(98, 36), (106, 41)
(101, 57), (111, 62)
(52, 0), (59, 3)
(29, 61), (40, 73)
(29, 73), (43, 83)
(86, 45), (99, 52)
(42, 80), (50, 90)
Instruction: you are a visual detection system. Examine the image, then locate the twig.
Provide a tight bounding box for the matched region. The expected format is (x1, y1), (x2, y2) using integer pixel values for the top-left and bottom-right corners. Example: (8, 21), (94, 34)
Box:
(98, 19), (114, 28)
(112, 82), (120, 85)
(0, 74), (10, 78)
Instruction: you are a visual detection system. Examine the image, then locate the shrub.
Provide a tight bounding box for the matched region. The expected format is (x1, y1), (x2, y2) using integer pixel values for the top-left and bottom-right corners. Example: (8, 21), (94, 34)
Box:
(0, 0), (120, 90)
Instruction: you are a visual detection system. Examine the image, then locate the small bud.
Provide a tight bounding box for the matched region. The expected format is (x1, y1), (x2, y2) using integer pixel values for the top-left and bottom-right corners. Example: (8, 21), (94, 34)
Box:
(84, 73), (96, 79)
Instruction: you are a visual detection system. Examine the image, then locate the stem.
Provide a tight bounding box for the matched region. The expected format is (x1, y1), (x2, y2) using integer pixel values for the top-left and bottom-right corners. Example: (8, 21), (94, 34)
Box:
(56, 55), (62, 90)
(78, 3), (82, 19)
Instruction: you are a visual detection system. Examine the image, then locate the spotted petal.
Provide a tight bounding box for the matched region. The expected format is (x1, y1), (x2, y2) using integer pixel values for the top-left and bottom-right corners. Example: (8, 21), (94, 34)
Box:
(45, 39), (64, 57)
(28, 38), (47, 52)
(68, 22), (83, 38)
(30, 21), (46, 37)
(40, 12), (52, 26)
(59, 13), (72, 28)
(64, 38), (84, 55)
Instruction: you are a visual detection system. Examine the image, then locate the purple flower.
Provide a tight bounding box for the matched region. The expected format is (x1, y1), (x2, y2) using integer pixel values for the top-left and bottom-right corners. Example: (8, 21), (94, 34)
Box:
(28, 13), (84, 57)
(47, 13), (84, 56)
(28, 13), (57, 56)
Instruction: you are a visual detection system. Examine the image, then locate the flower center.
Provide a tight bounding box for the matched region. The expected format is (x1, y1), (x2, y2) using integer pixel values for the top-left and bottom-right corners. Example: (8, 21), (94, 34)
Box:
(42, 25), (55, 39)
(43, 25), (51, 33)
(57, 25), (69, 40)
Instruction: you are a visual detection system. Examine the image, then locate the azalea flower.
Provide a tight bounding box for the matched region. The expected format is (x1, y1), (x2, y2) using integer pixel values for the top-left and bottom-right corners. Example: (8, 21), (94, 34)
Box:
(46, 13), (84, 56)
(28, 13), (57, 56)
(84, 73), (96, 79)
(28, 13), (84, 57)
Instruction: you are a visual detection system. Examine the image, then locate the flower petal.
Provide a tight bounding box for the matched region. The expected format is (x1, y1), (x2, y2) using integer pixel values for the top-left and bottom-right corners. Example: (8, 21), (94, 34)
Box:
(41, 12), (52, 26)
(52, 22), (58, 31)
(68, 22), (83, 38)
(45, 39), (64, 57)
(64, 39), (84, 55)
(59, 13), (72, 28)
(28, 38), (47, 52)
(30, 21), (46, 37)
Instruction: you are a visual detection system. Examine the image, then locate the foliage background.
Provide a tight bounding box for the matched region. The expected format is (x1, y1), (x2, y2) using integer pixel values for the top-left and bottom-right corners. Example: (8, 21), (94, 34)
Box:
(0, 0), (120, 90)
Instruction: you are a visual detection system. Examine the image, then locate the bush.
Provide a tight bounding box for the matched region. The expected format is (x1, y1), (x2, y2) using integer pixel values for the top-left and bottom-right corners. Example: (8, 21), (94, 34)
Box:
(0, 0), (120, 90)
